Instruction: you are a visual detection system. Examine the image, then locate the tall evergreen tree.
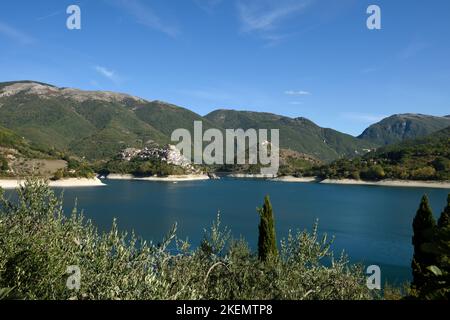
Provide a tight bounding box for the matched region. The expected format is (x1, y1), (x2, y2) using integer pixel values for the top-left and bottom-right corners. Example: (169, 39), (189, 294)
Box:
(411, 195), (437, 290)
(419, 194), (450, 299)
(435, 194), (450, 294)
(257, 195), (278, 262)
(438, 194), (450, 228)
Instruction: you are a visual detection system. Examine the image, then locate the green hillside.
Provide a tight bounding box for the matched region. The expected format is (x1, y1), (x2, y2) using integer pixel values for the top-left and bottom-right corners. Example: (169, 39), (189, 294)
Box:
(1, 81), (447, 168)
(0, 125), (26, 149)
(0, 93), (97, 151)
(133, 100), (220, 137)
(316, 126), (450, 181)
(0, 82), (169, 160)
(358, 114), (450, 145)
(67, 100), (169, 159)
(206, 109), (376, 162)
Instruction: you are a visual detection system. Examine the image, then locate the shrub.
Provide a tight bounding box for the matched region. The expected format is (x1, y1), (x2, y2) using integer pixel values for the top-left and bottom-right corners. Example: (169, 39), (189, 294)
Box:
(0, 180), (374, 300)
(51, 169), (64, 181)
(410, 167), (437, 180)
(0, 156), (8, 172)
(361, 165), (385, 181)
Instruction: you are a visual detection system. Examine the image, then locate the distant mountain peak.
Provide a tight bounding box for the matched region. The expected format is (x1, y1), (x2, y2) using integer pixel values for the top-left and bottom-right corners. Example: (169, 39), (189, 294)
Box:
(0, 81), (146, 104)
(390, 113), (441, 118)
(358, 113), (450, 145)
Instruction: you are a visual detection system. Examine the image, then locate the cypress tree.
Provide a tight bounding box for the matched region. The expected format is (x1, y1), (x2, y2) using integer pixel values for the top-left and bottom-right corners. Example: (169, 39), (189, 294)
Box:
(420, 194), (450, 299)
(435, 194), (450, 294)
(438, 194), (450, 228)
(411, 195), (437, 290)
(257, 195), (278, 262)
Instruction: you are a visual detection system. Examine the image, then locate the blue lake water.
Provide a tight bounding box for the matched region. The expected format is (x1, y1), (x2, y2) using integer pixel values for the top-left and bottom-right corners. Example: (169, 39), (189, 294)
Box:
(12, 179), (450, 285)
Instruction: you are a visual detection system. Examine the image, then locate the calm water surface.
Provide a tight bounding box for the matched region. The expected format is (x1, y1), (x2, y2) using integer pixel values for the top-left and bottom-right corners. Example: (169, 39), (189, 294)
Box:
(13, 179), (450, 285)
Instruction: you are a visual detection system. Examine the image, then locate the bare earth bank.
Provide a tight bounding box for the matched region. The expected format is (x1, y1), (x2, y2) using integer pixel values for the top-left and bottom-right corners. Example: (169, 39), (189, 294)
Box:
(320, 179), (450, 189)
(0, 177), (106, 189)
(105, 174), (210, 182)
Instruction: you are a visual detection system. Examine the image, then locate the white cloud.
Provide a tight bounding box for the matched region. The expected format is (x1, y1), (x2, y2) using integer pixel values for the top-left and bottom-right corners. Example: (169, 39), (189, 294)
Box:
(290, 101), (303, 105)
(285, 90), (311, 96)
(237, 0), (311, 33)
(0, 21), (34, 45)
(194, 0), (223, 13)
(106, 0), (179, 37)
(94, 66), (121, 83)
(341, 112), (386, 123)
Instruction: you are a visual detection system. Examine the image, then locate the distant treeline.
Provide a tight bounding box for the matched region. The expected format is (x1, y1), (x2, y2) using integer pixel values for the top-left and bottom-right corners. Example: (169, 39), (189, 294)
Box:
(303, 127), (450, 181)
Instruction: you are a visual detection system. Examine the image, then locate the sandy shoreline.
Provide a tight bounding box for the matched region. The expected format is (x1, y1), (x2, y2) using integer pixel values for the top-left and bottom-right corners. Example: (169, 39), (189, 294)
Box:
(2, 175), (449, 189)
(271, 176), (318, 183)
(0, 177), (106, 189)
(105, 174), (210, 182)
(228, 173), (277, 179)
(320, 179), (450, 189)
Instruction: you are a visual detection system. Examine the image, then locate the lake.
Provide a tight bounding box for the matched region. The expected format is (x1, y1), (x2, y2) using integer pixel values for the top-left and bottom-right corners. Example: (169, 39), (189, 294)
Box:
(14, 178), (450, 285)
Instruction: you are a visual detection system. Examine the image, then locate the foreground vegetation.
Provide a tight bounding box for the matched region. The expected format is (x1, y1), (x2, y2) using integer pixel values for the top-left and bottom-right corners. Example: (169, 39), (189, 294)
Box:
(0, 180), (373, 300)
(1, 180), (448, 300)
(410, 194), (450, 299)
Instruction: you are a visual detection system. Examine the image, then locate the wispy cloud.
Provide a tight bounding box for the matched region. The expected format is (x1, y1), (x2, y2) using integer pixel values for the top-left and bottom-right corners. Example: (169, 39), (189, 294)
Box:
(237, 0), (312, 35)
(106, 0), (179, 37)
(399, 40), (429, 60)
(0, 21), (34, 45)
(289, 101), (303, 105)
(361, 67), (378, 74)
(341, 112), (386, 123)
(285, 90), (311, 96)
(194, 0), (223, 13)
(94, 66), (121, 84)
(36, 11), (62, 21)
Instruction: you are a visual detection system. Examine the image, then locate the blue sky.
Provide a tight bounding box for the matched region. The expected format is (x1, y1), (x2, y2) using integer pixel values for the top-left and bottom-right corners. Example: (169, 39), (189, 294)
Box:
(1, 0), (449, 136)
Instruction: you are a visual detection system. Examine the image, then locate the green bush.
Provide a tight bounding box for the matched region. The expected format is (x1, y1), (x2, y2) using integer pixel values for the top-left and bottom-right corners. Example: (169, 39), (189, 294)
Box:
(0, 180), (374, 300)
(0, 156), (8, 172)
(361, 165), (385, 181)
(410, 167), (437, 180)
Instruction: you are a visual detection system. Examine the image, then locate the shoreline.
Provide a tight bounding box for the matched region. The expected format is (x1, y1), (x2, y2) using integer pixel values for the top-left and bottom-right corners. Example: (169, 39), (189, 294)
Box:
(228, 173), (277, 179)
(2, 175), (449, 189)
(105, 174), (210, 182)
(271, 176), (319, 183)
(0, 177), (106, 189)
(320, 178), (450, 189)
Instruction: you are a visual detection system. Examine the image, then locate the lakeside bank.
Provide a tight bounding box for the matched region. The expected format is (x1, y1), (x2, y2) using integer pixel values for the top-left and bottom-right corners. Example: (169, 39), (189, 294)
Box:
(105, 174), (210, 182)
(320, 178), (450, 189)
(0, 177), (106, 189)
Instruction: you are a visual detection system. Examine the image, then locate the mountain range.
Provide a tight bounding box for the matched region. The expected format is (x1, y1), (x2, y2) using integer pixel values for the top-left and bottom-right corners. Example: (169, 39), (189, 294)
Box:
(0, 81), (449, 164)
